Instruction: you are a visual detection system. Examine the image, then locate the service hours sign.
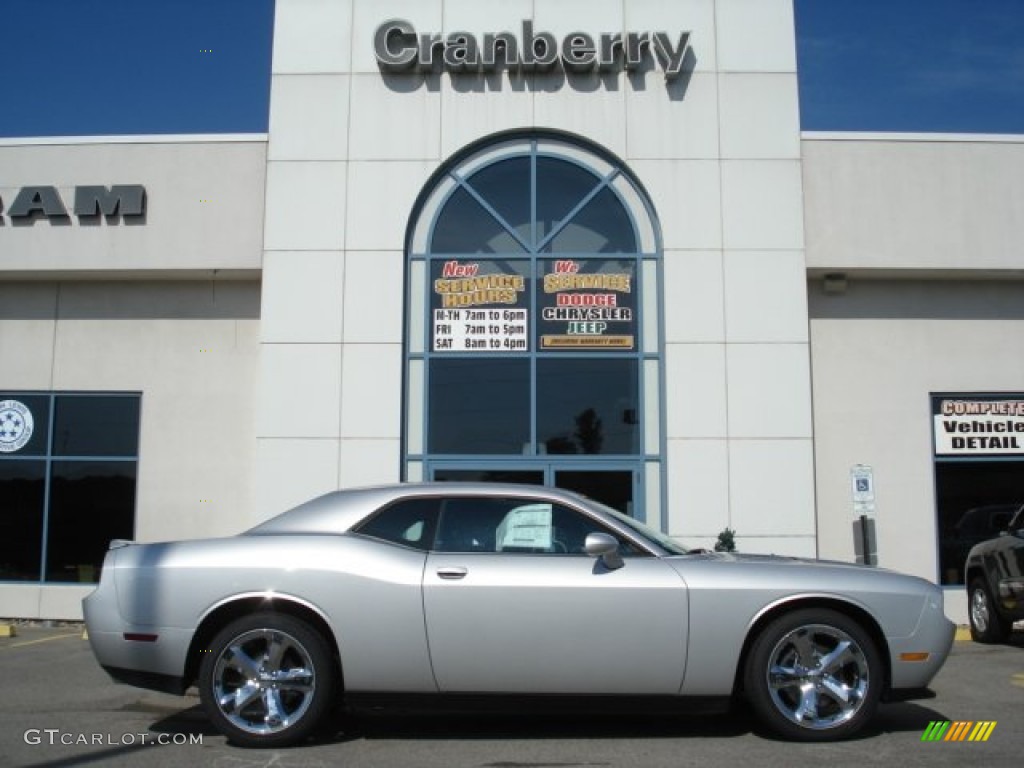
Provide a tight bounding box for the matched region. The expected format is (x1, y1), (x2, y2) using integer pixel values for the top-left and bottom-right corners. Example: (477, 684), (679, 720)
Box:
(431, 260), (529, 352)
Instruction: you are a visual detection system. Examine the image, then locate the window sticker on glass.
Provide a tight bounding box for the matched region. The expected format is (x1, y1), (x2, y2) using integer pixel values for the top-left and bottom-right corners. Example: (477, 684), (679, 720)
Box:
(538, 259), (636, 351)
(497, 504), (553, 551)
(431, 260), (529, 353)
(403, 520), (425, 543)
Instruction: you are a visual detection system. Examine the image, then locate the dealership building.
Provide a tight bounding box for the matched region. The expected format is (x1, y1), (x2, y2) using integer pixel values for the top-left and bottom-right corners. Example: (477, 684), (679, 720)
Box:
(1, 0), (1022, 623)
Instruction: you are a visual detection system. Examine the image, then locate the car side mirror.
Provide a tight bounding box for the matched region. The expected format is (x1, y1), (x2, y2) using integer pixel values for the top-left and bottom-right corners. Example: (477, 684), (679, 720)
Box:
(585, 532), (624, 570)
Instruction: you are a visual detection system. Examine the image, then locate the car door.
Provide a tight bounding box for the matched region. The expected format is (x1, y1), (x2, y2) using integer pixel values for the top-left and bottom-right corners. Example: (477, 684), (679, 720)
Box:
(989, 507), (1024, 619)
(422, 496), (688, 694)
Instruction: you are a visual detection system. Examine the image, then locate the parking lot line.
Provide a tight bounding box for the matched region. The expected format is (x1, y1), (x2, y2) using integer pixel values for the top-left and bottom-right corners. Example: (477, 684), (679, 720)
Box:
(0, 631), (81, 650)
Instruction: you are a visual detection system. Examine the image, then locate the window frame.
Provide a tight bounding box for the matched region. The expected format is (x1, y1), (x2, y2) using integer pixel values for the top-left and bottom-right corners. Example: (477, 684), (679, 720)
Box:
(403, 131), (666, 529)
(0, 391), (140, 584)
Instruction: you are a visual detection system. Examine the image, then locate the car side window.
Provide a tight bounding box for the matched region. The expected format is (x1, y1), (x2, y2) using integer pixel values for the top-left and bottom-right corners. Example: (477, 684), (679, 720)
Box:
(352, 498), (439, 551)
(434, 498), (508, 553)
(434, 497), (641, 556)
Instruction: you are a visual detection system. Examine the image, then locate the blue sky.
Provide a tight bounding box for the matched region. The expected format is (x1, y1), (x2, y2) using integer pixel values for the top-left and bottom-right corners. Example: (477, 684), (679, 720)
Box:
(0, 0), (1020, 138)
(0, 0), (274, 137)
(795, 0), (1024, 134)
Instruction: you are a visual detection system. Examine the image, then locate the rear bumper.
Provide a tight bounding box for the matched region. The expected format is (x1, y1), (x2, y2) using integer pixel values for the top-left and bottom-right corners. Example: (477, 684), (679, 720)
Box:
(101, 665), (187, 695)
(83, 587), (193, 690)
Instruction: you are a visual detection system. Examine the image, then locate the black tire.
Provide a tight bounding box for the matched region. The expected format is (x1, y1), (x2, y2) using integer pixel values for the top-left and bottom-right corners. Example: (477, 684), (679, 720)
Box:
(968, 578), (1011, 644)
(198, 612), (337, 748)
(743, 608), (882, 742)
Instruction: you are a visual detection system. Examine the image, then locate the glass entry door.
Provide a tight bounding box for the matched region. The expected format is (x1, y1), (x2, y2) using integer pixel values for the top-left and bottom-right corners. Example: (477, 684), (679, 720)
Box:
(432, 469), (544, 486)
(431, 465), (636, 517)
(553, 469), (633, 516)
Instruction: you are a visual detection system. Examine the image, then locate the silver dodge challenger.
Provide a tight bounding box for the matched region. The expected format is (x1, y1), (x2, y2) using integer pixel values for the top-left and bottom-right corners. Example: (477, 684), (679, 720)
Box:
(84, 483), (954, 747)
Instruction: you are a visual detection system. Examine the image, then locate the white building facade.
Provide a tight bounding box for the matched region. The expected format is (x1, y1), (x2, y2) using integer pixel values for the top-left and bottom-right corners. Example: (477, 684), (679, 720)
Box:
(0, 0), (1021, 622)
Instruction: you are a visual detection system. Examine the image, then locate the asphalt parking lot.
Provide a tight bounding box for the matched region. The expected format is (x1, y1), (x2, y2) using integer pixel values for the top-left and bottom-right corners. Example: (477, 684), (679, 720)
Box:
(0, 623), (1020, 768)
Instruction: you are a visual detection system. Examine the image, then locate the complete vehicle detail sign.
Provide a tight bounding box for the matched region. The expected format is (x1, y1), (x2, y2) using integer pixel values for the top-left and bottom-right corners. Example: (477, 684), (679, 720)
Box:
(375, 19), (691, 79)
(933, 395), (1024, 456)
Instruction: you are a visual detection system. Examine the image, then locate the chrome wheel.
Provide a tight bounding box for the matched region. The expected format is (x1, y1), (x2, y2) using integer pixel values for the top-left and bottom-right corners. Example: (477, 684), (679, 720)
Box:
(199, 612), (337, 747)
(765, 623), (870, 730)
(970, 586), (991, 634)
(745, 608), (881, 741)
(968, 578), (1010, 643)
(212, 627), (316, 735)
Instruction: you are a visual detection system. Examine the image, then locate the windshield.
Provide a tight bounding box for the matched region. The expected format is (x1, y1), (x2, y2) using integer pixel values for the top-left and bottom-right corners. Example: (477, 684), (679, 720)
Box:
(586, 498), (691, 556)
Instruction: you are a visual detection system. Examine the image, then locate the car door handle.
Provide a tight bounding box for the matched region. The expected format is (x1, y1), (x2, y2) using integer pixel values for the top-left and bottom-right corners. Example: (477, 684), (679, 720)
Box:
(436, 566), (468, 580)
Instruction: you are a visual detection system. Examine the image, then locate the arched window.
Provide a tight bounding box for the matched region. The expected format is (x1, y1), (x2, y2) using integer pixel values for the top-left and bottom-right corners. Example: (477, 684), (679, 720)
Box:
(404, 132), (664, 525)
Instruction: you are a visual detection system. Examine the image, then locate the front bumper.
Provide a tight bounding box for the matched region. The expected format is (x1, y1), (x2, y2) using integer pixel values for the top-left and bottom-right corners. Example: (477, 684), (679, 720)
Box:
(887, 600), (956, 692)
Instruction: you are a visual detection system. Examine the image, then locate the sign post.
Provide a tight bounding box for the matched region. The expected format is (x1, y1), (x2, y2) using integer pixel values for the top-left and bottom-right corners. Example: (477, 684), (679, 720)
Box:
(850, 465), (875, 566)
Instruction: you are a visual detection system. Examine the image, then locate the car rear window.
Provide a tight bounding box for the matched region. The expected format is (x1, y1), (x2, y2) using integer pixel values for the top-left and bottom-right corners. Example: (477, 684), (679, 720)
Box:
(352, 497), (440, 550)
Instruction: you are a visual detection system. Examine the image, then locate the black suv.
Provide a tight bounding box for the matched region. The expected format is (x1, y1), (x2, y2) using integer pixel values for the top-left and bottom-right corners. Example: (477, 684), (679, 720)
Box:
(965, 502), (1024, 642)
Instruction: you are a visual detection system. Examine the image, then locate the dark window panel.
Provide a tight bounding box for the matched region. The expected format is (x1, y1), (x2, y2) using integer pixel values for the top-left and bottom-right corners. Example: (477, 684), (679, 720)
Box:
(537, 359), (639, 455)
(934, 461), (1024, 585)
(466, 157), (532, 247)
(428, 359), (530, 454)
(53, 395), (140, 457)
(544, 186), (637, 254)
(536, 158), (602, 245)
(0, 460), (45, 580)
(434, 469), (544, 485)
(432, 186), (526, 255)
(555, 470), (634, 516)
(46, 461), (136, 583)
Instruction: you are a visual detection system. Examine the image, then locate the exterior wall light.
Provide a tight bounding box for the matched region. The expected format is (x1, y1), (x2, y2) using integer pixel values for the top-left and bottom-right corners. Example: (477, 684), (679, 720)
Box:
(822, 272), (848, 295)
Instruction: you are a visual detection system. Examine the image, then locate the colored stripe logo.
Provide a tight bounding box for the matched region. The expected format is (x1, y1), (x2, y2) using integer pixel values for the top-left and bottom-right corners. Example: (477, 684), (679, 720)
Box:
(921, 721), (996, 742)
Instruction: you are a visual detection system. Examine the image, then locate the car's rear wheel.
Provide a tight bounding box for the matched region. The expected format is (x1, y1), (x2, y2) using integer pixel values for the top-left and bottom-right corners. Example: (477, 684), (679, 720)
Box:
(968, 578), (1011, 644)
(198, 612), (337, 748)
(744, 608), (881, 741)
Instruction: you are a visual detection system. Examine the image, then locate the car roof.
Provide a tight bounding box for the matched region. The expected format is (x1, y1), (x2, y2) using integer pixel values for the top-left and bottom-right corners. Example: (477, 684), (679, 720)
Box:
(244, 482), (598, 536)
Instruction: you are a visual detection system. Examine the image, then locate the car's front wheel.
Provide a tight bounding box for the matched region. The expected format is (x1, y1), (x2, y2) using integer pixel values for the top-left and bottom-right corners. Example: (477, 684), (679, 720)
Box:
(968, 578), (1011, 644)
(198, 612), (337, 748)
(744, 608), (881, 741)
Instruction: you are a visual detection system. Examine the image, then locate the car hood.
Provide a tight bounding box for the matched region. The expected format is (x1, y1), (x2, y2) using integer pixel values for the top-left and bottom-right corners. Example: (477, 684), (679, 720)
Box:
(706, 551), (885, 570)
(666, 550), (939, 600)
(674, 550), (877, 568)
(664, 551), (944, 640)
